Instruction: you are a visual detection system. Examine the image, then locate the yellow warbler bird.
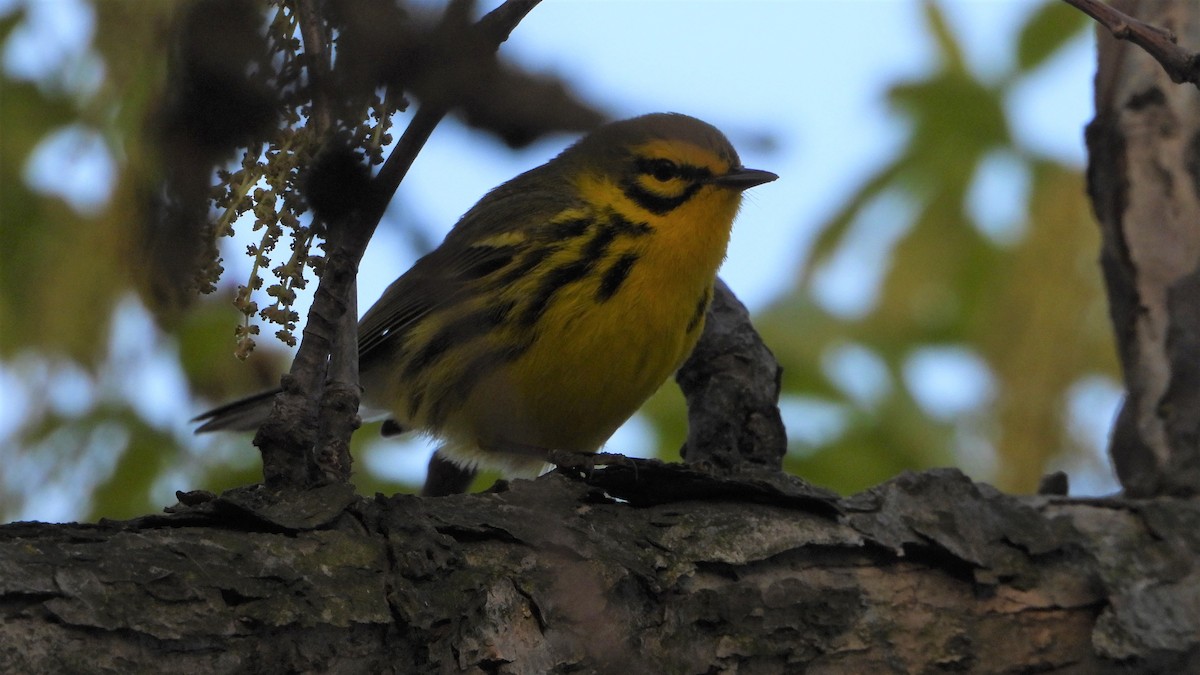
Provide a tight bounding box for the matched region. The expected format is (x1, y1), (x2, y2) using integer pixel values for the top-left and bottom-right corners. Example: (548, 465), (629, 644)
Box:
(195, 113), (776, 485)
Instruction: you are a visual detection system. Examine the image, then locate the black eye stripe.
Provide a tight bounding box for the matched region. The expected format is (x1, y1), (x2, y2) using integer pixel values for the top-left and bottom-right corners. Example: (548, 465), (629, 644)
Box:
(621, 180), (705, 215)
(621, 156), (716, 214)
(635, 157), (711, 183)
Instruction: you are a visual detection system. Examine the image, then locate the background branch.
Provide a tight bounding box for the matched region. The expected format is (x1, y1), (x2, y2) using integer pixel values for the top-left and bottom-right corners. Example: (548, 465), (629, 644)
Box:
(1077, 0), (1200, 496)
(1063, 0), (1200, 87)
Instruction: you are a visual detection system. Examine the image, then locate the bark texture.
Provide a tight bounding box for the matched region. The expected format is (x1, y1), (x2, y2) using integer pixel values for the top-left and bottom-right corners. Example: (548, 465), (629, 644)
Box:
(676, 280), (787, 474)
(2, 467), (1199, 674)
(1088, 0), (1200, 496)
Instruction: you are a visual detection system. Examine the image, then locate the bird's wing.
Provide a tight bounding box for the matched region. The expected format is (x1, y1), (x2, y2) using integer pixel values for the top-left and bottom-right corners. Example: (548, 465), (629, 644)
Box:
(357, 243), (516, 359)
(357, 178), (578, 361)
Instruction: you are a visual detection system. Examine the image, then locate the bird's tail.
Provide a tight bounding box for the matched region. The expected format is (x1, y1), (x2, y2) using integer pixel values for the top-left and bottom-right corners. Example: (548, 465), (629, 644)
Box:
(192, 388), (281, 433)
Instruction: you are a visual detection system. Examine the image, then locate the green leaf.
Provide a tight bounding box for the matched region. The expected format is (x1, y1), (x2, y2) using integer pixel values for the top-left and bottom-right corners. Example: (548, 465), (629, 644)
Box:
(1016, 0), (1089, 73)
(87, 412), (175, 521)
(923, 0), (967, 74)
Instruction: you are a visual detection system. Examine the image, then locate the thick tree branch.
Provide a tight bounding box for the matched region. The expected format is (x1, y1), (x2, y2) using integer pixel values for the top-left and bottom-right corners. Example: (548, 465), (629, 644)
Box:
(1083, 0), (1200, 496)
(4, 469), (1198, 672)
(1063, 0), (1200, 87)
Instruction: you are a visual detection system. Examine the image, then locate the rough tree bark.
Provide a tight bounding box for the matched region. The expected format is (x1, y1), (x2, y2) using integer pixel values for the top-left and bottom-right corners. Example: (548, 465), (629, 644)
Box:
(5, 2), (1200, 673)
(2, 465), (1199, 673)
(1087, 0), (1200, 496)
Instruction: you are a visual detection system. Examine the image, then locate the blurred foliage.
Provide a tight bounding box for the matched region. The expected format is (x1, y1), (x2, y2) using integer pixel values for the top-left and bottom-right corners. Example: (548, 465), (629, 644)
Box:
(1, 0), (605, 521)
(0, 0), (1111, 523)
(647, 0), (1109, 495)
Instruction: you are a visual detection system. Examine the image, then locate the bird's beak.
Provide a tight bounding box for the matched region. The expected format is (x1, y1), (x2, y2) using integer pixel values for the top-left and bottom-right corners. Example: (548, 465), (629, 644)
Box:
(712, 167), (779, 190)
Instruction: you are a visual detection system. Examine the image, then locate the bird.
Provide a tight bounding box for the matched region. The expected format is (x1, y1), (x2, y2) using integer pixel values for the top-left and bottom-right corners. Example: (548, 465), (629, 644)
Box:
(194, 112), (777, 493)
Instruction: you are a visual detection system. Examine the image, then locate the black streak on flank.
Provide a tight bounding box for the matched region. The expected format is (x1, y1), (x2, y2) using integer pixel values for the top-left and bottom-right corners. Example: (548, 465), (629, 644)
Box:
(686, 287), (711, 334)
(607, 210), (654, 237)
(597, 253), (640, 302)
(550, 217), (591, 239)
(496, 245), (555, 287)
(403, 301), (515, 380)
(488, 218), (589, 289)
(520, 225), (619, 326)
(429, 340), (533, 428)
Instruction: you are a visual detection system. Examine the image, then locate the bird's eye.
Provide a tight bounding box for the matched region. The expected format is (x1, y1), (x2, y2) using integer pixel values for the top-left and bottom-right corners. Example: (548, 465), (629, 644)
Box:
(646, 159), (679, 182)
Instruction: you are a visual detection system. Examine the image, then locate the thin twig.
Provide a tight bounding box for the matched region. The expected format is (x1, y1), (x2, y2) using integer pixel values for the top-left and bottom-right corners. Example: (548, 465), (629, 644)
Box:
(1062, 0), (1200, 87)
(293, 0), (333, 134)
(368, 0), (544, 213)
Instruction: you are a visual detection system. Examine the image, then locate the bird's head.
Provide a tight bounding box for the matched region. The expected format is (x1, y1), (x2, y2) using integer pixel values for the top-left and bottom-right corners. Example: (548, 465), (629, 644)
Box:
(563, 113), (777, 221)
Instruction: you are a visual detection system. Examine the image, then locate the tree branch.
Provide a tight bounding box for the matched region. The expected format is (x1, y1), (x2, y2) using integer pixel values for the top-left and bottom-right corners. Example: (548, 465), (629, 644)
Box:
(675, 279), (787, 474)
(5, 469), (1199, 671)
(1082, 0), (1200, 496)
(1063, 0), (1200, 87)
(254, 0), (544, 490)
